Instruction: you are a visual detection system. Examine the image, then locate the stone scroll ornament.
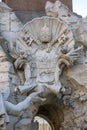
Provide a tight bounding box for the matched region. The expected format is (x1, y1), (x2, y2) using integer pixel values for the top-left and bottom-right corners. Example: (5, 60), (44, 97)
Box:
(4, 16), (83, 122)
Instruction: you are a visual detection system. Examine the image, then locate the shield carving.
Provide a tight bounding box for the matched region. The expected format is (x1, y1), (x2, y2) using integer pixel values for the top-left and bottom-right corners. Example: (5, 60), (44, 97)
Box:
(10, 16), (81, 95)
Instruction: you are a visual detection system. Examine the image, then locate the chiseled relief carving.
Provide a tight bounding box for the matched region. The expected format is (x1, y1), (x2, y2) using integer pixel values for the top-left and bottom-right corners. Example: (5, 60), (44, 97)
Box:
(3, 17), (82, 130)
(45, 1), (87, 130)
(0, 1), (87, 130)
(45, 0), (87, 48)
(45, 0), (78, 24)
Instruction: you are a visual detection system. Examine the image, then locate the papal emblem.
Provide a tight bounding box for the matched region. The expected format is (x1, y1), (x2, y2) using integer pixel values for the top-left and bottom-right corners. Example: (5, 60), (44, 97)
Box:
(9, 16), (82, 95)
(0, 15), (83, 130)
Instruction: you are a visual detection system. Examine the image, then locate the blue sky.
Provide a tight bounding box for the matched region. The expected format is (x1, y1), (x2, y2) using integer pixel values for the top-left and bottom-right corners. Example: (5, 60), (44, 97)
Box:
(73, 0), (87, 17)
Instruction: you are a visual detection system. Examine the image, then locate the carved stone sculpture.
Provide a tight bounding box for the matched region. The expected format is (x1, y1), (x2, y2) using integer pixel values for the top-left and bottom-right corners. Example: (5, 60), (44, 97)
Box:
(0, 1), (87, 130)
(45, 1), (87, 130)
(13, 17), (82, 95)
(4, 16), (82, 130)
(45, 0), (87, 48)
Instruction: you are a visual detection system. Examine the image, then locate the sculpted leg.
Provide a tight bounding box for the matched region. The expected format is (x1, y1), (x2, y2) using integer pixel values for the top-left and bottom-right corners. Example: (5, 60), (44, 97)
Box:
(16, 62), (36, 94)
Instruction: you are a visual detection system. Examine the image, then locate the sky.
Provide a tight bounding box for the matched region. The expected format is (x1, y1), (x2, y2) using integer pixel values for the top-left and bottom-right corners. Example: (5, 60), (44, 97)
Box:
(0, 0), (87, 17)
(73, 0), (87, 17)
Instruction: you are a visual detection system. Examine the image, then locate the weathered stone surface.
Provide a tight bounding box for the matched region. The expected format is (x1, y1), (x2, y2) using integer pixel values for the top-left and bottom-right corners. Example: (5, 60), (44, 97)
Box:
(15, 118), (32, 130)
(0, 1), (87, 130)
(0, 93), (9, 130)
(0, 47), (6, 57)
(45, 0), (87, 49)
(0, 2), (12, 12)
(66, 64), (87, 89)
(0, 2), (23, 42)
(44, 1), (87, 130)
(0, 53), (13, 101)
(0, 93), (6, 115)
(0, 82), (10, 99)
(0, 62), (13, 72)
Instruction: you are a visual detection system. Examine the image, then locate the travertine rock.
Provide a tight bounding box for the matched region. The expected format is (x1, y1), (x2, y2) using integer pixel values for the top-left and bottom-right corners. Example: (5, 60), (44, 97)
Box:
(66, 64), (87, 89)
(45, 1), (87, 130)
(45, 0), (87, 48)
(0, 1), (87, 130)
(0, 93), (9, 130)
(0, 2), (23, 42)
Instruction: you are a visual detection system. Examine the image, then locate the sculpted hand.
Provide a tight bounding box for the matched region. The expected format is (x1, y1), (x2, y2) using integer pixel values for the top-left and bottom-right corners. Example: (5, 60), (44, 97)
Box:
(65, 46), (83, 65)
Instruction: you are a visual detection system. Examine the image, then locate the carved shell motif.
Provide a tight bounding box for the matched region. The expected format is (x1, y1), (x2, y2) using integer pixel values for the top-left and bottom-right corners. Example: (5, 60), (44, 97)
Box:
(16, 16), (75, 52)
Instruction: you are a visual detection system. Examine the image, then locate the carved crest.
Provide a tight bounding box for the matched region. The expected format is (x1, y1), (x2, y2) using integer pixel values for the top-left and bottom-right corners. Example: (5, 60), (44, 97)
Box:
(10, 16), (80, 95)
(16, 16), (75, 53)
(0, 5), (84, 130)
